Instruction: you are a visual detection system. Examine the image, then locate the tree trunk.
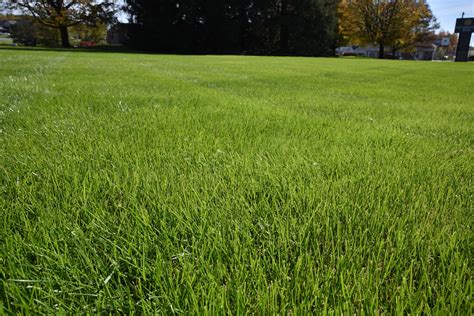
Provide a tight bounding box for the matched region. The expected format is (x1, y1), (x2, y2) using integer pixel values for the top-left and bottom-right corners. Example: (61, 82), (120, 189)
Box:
(378, 43), (384, 59)
(59, 26), (71, 48)
(280, 0), (289, 54)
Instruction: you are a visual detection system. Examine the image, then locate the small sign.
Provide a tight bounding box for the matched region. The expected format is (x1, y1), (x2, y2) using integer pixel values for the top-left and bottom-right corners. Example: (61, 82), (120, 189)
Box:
(441, 37), (450, 46)
(455, 18), (474, 33)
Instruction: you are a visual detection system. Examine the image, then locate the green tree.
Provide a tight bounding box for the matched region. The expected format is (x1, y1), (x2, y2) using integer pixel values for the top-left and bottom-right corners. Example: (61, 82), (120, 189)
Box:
(9, 16), (59, 46)
(124, 0), (338, 56)
(70, 22), (108, 44)
(9, 0), (115, 48)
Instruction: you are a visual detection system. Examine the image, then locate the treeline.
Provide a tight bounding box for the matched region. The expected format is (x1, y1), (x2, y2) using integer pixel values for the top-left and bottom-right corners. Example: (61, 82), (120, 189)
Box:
(0, 15), (108, 47)
(124, 0), (339, 56)
(6, 0), (440, 58)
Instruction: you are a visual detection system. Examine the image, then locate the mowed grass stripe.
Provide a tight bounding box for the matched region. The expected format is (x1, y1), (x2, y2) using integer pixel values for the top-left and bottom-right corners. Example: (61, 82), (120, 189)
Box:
(0, 48), (472, 313)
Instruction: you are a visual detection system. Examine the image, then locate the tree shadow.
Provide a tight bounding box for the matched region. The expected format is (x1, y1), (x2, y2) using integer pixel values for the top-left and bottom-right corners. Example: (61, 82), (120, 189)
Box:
(0, 45), (152, 55)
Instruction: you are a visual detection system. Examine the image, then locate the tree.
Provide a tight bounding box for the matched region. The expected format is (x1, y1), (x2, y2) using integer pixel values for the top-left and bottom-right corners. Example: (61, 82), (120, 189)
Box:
(9, 0), (115, 48)
(124, 0), (339, 56)
(339, 0), (438, 59)
(428, 31), (457, 60)
(70, 22), (108, 44)
(9, 16), (59, 46)
(435, 31), (458, 55)
(389, 2), (438, 56)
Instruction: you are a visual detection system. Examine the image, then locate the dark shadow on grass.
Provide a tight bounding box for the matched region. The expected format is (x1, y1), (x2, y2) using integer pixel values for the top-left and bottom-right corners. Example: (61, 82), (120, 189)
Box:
(0, 45), (251, 57)
(0, 45), (152, 55)
(0, 45), (341, 58)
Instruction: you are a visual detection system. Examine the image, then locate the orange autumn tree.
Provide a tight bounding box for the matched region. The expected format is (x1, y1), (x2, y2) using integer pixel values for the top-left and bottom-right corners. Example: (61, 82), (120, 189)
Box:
(339, 0), (438, 58)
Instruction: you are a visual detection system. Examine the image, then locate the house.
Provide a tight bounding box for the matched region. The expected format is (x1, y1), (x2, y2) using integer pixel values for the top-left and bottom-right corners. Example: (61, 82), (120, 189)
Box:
(337, 42), (437, 60)
(396, 43), (437, 60)
(335, 45), (380, 58)
(353, 45), (381, 58)
(413, 43), (436, 60)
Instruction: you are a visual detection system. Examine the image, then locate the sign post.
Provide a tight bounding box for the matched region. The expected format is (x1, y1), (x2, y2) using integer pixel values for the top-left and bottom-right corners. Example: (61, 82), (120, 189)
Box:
(454, 18), (474, 62)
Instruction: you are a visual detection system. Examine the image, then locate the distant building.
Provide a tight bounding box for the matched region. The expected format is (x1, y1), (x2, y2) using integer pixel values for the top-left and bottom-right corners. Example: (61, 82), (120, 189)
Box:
(337, 43), (437, 60)
(107, 23), (130, 45)
(335, 45), (380, 58)
(412, 43), (437, 60)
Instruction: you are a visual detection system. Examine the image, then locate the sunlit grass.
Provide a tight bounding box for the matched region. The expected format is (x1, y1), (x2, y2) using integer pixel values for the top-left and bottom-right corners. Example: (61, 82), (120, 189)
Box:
(0, 47), (472, 313)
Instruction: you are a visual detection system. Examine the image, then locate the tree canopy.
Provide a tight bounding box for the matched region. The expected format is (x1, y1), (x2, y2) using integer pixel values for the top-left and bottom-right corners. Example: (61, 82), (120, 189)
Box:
(339, 0), (438, 58)
(124, 0), (339, 56)
(9, 0), (115, 47)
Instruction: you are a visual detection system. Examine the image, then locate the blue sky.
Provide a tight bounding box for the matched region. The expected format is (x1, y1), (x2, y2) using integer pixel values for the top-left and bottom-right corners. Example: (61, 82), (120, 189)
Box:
(427, 0), (474, 44)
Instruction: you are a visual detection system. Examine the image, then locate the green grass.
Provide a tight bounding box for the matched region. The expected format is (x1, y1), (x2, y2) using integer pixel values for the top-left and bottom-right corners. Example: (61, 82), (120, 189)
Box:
(1, 47), (472, 314)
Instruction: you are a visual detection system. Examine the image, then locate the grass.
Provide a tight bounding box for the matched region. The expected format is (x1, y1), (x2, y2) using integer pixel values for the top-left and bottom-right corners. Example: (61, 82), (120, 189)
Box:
(0, 47), (472, 314)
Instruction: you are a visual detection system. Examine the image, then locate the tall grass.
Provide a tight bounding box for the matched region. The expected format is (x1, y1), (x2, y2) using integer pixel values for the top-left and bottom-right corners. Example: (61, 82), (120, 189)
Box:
(1, 48), (472, 313)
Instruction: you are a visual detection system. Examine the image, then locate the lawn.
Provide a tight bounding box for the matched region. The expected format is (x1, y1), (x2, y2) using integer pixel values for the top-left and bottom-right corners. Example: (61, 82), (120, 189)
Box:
(0, 47), (472, 313)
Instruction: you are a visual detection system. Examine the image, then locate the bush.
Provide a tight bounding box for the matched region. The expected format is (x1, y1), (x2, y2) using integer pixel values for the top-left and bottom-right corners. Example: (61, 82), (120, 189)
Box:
(10, 17), (58, 46)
